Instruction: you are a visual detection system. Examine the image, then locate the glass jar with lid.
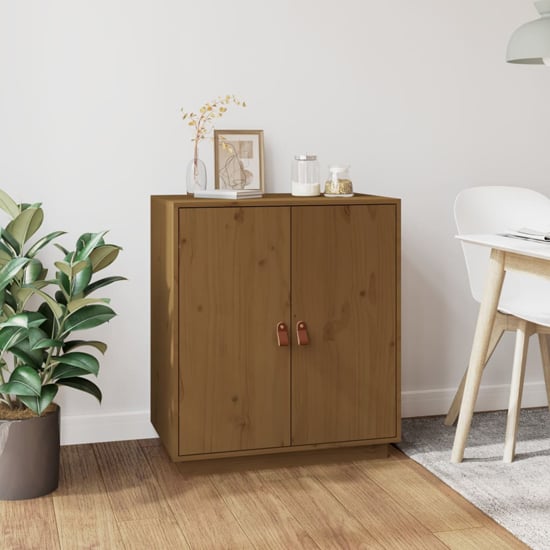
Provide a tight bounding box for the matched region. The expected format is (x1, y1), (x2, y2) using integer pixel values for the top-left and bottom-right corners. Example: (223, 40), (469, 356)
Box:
(324, 165), (353, 197)
(291, 154), (320, 196)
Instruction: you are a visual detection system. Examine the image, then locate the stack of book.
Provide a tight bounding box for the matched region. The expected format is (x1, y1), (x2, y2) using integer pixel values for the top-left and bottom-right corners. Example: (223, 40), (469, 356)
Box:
(194, 189), (263, 200)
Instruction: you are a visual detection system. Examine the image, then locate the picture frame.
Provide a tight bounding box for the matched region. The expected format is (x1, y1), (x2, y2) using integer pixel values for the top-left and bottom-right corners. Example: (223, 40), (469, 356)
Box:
(214, 130), (265, 192)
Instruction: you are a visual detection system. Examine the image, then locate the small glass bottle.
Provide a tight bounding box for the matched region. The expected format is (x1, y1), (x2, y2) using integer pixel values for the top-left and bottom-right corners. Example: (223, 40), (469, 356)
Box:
(324, 165), (353, 197)
(291, 154), (320, 196)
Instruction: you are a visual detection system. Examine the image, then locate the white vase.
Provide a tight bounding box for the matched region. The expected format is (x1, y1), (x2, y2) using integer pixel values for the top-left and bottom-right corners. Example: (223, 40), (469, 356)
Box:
(186, 158), (207, 194)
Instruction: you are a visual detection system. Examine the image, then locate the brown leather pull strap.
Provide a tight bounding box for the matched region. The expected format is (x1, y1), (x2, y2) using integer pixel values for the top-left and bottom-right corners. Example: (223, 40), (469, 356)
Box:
(296, 321), (310, 346)
(277, 322), (289, 346)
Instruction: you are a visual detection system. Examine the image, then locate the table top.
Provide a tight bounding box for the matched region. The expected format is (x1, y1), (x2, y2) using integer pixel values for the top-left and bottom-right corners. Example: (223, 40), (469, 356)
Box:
(457, 233), (550, 261)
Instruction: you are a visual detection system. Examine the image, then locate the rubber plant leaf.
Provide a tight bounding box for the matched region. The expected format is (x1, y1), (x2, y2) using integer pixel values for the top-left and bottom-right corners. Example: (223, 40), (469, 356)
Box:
(0, 311), (46, 330)
(67, 297), (110, 314)
(54, 351), (99, 375)
(6, 207), (44, 248)
(62, 304), (116, 334)
(0, 257), (29, 291)
(75, 232), (108, 261)
(62, 340), (107, 354)
(0, 228), (20, 255)
(18, 384), (58, 415)
(83, 276), (127, 296)
(0, 189), (20, 218)
(57, 377), (102, 403)
(26, 230), (66, 258)
(51, 364), (91, 380)
(89, 245), (121, 273)
(0, 365), (42, 396)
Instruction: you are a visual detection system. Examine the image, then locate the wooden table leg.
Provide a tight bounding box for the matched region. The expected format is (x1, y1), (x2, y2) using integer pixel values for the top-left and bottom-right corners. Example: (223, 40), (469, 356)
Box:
(451, 249), (506, 463)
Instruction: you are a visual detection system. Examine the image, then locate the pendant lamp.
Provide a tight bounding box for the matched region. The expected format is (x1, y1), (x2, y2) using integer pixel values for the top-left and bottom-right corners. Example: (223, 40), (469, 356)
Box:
(507, 0), (550, 64)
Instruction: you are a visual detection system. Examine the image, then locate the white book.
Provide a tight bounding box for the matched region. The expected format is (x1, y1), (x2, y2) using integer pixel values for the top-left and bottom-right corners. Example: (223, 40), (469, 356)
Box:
(194, 189), (264, 200)
(503, 227), (550, 242)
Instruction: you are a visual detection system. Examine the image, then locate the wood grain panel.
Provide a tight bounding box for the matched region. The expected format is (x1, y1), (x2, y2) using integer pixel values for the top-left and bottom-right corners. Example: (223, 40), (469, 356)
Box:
(0, 495), (60, 550)
(212, 471), (320, 548)
(53, 445), (123, 548)
(150, 197), (179, 458)
(118, 519), (191, 549)
(359, 457), (481, 532)
(93, 440), (173, 523)
(309, 459), (447, 549)
(178, 206), (291, 454)
(143, 445), (251, 547)
(261, 475), (384, 548)
(292, 204), (398, 445)
(435, 527), (529, 549)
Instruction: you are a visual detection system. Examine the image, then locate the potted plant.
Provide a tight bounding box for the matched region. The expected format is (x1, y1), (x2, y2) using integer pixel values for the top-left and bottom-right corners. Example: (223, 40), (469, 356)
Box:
(0, 189), (124, 500)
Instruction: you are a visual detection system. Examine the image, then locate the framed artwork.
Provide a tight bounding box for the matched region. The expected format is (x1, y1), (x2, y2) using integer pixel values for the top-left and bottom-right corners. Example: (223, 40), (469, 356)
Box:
(214, 130), (265, 191)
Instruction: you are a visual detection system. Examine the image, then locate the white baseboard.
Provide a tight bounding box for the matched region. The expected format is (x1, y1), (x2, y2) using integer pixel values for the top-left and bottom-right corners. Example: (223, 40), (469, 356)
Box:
(60, 410), (158, 446)
(402, 381), (549, 418)
(58, 382), (549, 445)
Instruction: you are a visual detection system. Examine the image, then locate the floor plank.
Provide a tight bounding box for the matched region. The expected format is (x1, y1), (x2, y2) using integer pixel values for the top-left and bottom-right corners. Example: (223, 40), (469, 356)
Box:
(310, 460), (448, 549)
(143, 445), (251, 548)
(53, 445), (123, 549)
(435, 526), (530, 549)
(0, 495), (60, 550)
(259, 474), (385, 548)
(0, 439), (529, 549)
(92, 440), (173, 523)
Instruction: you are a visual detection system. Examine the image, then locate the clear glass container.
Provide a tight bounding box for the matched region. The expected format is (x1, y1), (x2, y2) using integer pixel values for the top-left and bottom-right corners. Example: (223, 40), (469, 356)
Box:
(324, 165), (353, 197)
(291, 154), (320, 196)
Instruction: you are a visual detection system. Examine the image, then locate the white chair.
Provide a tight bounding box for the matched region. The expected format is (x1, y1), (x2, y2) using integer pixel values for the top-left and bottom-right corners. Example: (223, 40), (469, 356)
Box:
(446, 186), (550, 462)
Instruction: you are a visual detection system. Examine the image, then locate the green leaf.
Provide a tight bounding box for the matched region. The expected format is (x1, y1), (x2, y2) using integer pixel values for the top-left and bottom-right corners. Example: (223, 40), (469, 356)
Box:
(62, 304), (116, 334)
(0, 365), (41, 396)
(23, 258), (43, 284)
(55, 351), (99, 375)
(71, 260), (92, 296)
(26, 230), (66, 258)
(67, 297), (109, 314)
(89, 245), (121, 272)
(0, 247), (12, 266)
(6, 207), (44, 247)
(63, 340), (107, 354)
(54, 261), (71, 277)
(51, 364), (90, 380)
(0, 228), (20, 255)
(0, 311), (46, 329)
(0, 257), (29, 291)
(58, 377), (102, 403)
(0, 326), (27, 352)
(18, 384), (58, 415)
(11, 339), (45, 368)
(84, 276), (127, 296)
(0, 189), (20, 218)
(23, 287), (64, 320)
(75, 232), (108, 261)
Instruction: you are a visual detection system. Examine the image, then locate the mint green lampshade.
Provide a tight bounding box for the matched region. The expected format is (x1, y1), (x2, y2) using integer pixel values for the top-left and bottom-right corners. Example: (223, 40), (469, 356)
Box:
(507, 0), (550, 64)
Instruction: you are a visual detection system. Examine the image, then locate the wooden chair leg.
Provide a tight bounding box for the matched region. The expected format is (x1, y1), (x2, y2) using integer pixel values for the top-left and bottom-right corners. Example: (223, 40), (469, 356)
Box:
(444, 314), (505, 427)
(537, 332), (550, 410)
(503, 320), (533, 463)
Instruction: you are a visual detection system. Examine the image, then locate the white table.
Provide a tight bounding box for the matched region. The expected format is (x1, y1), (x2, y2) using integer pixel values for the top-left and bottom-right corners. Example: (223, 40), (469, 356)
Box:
(451, 234), (550, 463)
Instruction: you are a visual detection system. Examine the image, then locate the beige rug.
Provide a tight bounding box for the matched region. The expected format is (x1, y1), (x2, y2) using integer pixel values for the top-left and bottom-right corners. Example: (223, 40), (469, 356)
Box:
(398, 408), (550, 550)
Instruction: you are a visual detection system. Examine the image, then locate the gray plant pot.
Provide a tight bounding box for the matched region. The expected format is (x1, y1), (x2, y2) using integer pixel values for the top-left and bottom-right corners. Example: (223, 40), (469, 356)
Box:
(0, 405), (60, 500)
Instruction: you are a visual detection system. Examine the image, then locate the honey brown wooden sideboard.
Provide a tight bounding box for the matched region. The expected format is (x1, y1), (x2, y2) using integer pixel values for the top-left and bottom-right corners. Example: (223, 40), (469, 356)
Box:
(151, 193), (401, 461)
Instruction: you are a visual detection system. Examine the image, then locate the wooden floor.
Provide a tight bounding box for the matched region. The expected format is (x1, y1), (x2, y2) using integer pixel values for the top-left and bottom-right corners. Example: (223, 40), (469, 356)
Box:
(0, 440), (527, 549)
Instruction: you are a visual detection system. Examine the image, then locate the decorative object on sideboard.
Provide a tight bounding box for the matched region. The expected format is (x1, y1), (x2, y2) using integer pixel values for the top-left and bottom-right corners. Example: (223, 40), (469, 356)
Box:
(324, 165), (354, 197)
(507, 0), (550, 64)
(291, 154), (320, 196)
(214, 129), (264, 192)
(0, 188), (125, 500)
(181, 95), (246, 194)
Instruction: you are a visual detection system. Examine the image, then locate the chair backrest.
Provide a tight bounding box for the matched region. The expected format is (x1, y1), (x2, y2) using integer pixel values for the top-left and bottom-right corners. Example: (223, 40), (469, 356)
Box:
(455, 186), (550, 304)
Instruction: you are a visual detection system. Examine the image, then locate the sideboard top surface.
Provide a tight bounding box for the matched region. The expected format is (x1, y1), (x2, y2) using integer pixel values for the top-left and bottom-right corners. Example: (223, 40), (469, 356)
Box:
(151, 192), (400, 209)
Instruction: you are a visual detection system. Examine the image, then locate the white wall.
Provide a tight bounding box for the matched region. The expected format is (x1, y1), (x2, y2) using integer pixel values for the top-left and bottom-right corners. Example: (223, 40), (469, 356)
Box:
(1, 0), (549, 444)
